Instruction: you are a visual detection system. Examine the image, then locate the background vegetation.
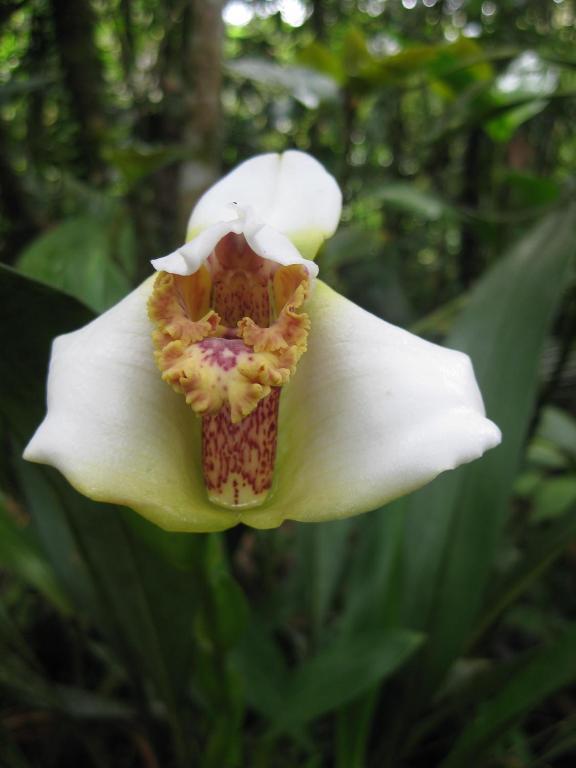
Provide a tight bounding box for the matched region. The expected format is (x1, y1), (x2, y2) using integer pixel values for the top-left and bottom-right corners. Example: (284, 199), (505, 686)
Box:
(1, 0), (576, 766)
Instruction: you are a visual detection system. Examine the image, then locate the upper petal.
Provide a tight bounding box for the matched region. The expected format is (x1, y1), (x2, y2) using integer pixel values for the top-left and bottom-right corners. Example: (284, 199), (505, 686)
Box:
(240, 280), (501, 528)
(187, 151), (342, 260)
(242, 211), (319, 278)
(23, 278), (239, 532)
(151, 220), (235, 275)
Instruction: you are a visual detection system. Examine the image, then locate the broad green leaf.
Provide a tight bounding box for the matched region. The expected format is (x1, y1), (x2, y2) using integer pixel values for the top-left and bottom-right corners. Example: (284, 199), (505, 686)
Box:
(527, 437), (570, 470)
(227, 58), (338, 108)
(16, 206), (135, 313)
(375, 182), (454, 221)
(293, 518), (355, 642)
(484, 99), (548, 143)
(341, 28), (373, 77)
(0, 492), (68, 611)
(278, 629), (423, 728)
(399, 203), (576, 699)
(297, 42), (345, 84)
(335, 691), (379, 768)
(0, 264), (94, 439)
(339, 504), (406, 635)
(532, 477), (576, 521)
(538, 406), (576, 459)
(374, 45), (439, 83)
(199, 534), (249, 651)
(0, 267), (94, 616)
(503, 171), (561, 207)
(430, 39), (495, 95)
(234, 619), (288, 717)
(441, 624), (576, 768)
(236, 624), (422, 730)
(332, 505), (407, 767)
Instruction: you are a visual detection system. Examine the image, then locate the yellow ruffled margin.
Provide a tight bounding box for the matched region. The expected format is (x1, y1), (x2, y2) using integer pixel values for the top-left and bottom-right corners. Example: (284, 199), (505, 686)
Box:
(147, 264), (310, 423)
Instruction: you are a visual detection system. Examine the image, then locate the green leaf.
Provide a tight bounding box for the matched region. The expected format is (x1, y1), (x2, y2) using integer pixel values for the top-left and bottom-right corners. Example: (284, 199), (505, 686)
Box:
(341, 28), (373, 77)
(503, 171), (561, 208)
(339, 504), (406, 635)
(16, 207), (135, 313)
(441, 624), (576, 768)
(399, 202), (576, 699)
(532, 477), (576, 522)
(335, 691), (379, 768)
(278, 629), (423, 728)
(234, 619), (288, 717)
(227, 58), (338, 108)
(375, 182), (454, 221)
(236, 621), (422, 731)
(538, 406), (576, 459)
(430, 39), (495, 95)
(527, 438), (569, 470)
(0, 264), (94, 439)
(297, 42), (345, 84)
(293, 518), (355, 642)
(484, 99), (548, 143)
(201, 534), (249, 651)
(0, 492), (69, 611)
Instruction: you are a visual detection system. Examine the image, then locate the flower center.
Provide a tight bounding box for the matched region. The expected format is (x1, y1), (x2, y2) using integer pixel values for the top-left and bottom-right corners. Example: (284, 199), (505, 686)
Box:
(148, 234), (310, 509)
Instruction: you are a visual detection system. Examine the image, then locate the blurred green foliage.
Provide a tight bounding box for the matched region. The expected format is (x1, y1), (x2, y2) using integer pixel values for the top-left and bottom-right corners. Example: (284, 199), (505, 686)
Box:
(1, 0), (576, 766)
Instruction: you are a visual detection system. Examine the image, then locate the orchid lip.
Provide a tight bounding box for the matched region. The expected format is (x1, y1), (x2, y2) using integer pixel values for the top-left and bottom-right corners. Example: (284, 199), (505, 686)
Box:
(148, 229), (311, 509)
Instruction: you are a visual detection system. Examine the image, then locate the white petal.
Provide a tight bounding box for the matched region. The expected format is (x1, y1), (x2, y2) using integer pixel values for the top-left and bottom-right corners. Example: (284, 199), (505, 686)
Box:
(250, 281), (501, 527)
(23, 278), (238, 532)
(242, 209), (319, 278)
(187, 150), (342, 260)
(151, 220), (235, 275)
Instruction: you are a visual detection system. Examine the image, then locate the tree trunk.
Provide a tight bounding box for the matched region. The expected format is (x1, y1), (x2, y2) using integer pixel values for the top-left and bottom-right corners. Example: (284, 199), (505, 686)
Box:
(49, 0), (108, 182)
(130, 0), (224, 278)
(178, 0), (225, 230)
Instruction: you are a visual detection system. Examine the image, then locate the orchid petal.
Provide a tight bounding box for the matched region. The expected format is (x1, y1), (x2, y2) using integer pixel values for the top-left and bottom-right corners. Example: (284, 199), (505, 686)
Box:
(187, 151), (342, 260)
(23, 278), (238, 532)
(252, 281), (502, 527)
(242, 216), (319, 278)
(151, 220), (234, 275)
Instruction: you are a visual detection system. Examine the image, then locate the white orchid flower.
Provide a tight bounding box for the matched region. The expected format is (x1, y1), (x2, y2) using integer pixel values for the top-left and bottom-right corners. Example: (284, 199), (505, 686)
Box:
(24, 151), (501, 532)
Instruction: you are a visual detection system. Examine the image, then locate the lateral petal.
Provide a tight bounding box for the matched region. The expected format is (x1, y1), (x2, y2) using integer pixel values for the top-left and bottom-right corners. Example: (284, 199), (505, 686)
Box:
(23, 278), (238, 532)
(240, 280), (502, 528)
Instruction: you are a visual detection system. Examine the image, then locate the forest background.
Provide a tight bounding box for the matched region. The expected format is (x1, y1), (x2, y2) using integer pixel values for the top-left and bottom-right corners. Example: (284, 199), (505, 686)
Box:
(1, 1), (576, 766)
